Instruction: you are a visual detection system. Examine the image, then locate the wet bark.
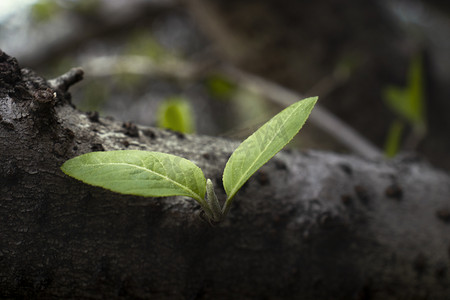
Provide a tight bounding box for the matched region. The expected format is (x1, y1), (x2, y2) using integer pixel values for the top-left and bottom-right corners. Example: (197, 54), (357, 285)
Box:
(1, 51), (449, 299)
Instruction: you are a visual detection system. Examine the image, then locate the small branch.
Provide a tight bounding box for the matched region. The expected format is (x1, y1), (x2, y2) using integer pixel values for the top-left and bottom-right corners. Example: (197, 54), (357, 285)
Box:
(82, 55), (198, 80)
(48, 67), (84, 92)
(78, 54), (382, 159)
(220, 65), (383, 160)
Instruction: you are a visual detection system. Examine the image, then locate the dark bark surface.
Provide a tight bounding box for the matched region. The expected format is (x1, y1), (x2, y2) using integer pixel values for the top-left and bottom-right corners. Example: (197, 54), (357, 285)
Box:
(1, 51), (450, 299)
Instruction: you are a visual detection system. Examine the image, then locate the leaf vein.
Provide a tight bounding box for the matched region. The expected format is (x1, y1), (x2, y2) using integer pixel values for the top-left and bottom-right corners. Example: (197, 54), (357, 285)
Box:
(93, 161), (202, 201)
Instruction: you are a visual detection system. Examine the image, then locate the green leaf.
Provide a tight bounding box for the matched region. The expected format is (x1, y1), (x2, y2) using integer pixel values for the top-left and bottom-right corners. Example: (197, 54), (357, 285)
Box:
(383, 55), (426, 127)
(61, 150), (206, 203)
(206, 74), (237, 100)
(222, 97), (318, 203)
(407, 55), (426, 127)
(157, 97), (195, 134)
(384, 120), (404, 158)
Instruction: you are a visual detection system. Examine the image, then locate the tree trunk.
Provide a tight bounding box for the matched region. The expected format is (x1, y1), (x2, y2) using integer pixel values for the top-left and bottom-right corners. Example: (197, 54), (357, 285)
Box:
(1, 50), (449, 299)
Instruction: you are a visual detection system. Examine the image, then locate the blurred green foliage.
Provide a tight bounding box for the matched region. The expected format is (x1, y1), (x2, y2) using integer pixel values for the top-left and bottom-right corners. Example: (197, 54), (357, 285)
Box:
(116, 31), (172, 89)
(383, 54), (427, 157)
(157, 97), (195, 134)
(70, 0), (101, 14)
(384, 120), (404, 158)
(125, 30), (168, 61)
(31, 0), (100, 22)
(383, 55), (426, 128)
(206, 74), (237, 100)
(31, 0), (60, 22)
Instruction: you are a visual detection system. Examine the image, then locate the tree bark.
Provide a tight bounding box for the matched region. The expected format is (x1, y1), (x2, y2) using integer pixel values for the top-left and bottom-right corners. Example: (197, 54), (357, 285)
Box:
(1, 50), (449, 299)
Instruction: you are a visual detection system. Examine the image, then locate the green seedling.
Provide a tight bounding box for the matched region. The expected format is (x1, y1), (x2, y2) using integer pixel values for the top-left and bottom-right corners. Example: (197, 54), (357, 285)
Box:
(157, 97), (195, 134)
(383, 54), (426, 157)
(61, 97), (318, 222)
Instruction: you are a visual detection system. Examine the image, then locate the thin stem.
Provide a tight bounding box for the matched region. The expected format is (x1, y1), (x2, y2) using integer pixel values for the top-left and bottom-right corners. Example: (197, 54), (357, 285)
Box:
(196, 197), (215, 221)
(205, 179), (223, 222)
(221, 197), (233, 219)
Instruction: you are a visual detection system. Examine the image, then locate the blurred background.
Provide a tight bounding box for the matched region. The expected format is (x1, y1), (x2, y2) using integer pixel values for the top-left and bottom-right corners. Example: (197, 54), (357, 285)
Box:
(1, 0), (449, 170)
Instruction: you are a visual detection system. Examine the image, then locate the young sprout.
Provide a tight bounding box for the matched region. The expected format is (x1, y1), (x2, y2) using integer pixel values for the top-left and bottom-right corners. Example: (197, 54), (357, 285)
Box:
(61, 97), (318, 222)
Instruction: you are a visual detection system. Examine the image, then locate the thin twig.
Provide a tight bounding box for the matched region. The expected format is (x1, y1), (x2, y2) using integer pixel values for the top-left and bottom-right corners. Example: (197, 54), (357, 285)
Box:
(221, 65), (383, 160)
(78, 54), (383, 159)
(48, 67), (84, 92)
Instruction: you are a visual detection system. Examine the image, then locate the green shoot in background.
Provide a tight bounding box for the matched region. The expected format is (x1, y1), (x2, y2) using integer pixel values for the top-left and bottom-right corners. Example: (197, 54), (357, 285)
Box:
(383, 54), (426, 157)
(206, 74), (237, 100)
(61, 97), (318, 222)
(157, 97), (195, 134)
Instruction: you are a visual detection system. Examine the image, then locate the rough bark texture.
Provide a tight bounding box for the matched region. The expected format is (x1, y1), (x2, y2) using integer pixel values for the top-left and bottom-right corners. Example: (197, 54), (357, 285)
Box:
(1, 51), (449, 299)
